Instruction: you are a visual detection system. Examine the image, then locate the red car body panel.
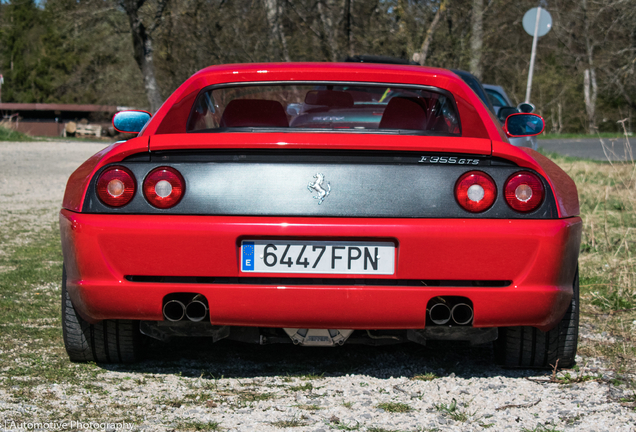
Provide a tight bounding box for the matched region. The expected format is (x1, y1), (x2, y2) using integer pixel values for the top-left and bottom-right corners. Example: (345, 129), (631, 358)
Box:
(148, 133), (492, 154)
(490, 141), (580, 218)
(62, 137), (149, 212)
(60, 62), (582, 337)
(60, 210), (581, 331)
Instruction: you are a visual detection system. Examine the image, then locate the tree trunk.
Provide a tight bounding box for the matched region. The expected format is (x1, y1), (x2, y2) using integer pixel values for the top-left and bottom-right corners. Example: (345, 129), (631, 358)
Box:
(318, 0), (339, 62)
(583, 68), (597, 134)
(264, 0), (291, 62)
(581, 0), (597, 134)
(344, 0), (354, 57)
(120, 0), (163, 113)
(469, 0), (483, 79)
(419, 0), (447, 66)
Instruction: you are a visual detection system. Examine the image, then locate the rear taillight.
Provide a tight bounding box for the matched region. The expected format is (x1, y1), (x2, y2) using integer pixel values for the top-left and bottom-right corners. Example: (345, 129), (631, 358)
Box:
(143, 167), (185, 209)
(96, 166), (136, 207)
(504, 171), (544, 212)
(455, 171), (497, 213)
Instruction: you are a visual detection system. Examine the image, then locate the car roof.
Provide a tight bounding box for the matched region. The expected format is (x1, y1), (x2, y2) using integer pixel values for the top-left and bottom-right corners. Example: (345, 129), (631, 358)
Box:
(482, 84), (512, 106)
(142, 62), (507, 142)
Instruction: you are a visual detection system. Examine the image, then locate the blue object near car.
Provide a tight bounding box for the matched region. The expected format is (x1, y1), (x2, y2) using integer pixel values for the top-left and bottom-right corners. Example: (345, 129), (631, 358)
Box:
(113, 110), (152, 134)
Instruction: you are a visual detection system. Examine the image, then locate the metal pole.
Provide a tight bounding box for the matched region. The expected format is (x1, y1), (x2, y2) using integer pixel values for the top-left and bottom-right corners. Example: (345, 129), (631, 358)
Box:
(525, 7), (542, 103)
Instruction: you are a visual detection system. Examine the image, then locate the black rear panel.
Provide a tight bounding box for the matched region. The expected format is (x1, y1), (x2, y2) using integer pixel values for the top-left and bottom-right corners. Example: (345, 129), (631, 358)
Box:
(83, 150), (558, 219)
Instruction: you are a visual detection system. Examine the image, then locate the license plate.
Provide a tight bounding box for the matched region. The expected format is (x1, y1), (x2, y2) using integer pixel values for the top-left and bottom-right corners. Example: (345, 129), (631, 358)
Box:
(241, 240), (395, 275)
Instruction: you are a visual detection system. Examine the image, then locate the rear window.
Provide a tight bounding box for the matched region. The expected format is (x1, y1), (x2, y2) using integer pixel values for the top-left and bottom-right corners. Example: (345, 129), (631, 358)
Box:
(187, 83), (460, 135)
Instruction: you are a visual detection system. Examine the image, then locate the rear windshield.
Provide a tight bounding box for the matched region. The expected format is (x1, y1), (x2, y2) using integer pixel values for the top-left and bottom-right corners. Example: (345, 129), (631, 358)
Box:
(187, 84), (460, 135)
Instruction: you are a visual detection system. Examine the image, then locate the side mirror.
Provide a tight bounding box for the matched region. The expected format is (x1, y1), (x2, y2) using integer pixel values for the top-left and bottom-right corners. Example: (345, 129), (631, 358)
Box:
(505, 113), (545, 137)
(113, 110), (151, 134)
(517, 102), (535, 113)
(498, 106), (519, 123)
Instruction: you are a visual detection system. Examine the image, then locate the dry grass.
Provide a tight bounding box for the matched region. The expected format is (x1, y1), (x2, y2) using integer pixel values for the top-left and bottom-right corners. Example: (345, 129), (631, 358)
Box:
(549, 127), (636, 311)
(544, 123), (636, 378)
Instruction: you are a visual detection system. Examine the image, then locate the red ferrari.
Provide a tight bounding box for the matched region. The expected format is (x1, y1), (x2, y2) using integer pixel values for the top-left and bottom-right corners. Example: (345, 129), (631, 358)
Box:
(60, 63), (581, 367)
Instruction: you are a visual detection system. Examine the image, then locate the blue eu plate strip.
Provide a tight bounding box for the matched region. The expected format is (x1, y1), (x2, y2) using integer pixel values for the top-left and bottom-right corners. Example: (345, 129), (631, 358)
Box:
(242, 242), (254, 271)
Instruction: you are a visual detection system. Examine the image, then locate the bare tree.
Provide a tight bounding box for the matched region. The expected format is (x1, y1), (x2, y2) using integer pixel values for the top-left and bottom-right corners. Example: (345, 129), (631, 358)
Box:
(318, 0), (339, 61)
(469, 0), (483, 79)
(344, 0), (354, 57)
(21, 0), (636, 134)
(419, 0), (448, 66)
(120, 0), (169, 113)
(265, 0), (291, 61)
(581, 0), (598, 133)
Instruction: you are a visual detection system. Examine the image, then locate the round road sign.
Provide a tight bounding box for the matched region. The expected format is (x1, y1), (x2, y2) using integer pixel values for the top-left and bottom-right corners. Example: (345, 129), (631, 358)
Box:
(523, 7), (552, 37)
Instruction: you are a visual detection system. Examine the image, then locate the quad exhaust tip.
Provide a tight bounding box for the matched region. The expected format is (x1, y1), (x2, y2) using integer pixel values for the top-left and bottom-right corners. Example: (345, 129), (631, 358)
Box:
(427, 297), (474, 326)
(163, 294), (209, 322)
(428, 302), (452, 325)
(185, 295), (209, 322)
(451, 303), (474, 326)
(163, 300), (186, 322)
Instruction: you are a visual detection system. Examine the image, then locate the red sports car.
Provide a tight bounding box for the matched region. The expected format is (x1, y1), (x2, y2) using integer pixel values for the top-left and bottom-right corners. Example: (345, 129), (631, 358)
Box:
(60, 63), (581, 367)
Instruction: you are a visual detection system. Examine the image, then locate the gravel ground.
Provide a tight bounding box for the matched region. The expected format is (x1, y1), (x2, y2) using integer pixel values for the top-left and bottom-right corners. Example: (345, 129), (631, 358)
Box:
(0, 140), (108, 256)
(0, 140), (635, 432)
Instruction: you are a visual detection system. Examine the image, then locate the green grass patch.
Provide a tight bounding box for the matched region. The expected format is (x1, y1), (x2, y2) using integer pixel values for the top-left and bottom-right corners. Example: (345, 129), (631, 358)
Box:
(376, 402), (413, 413)
(332, 421), (361, 431)
(237, 390), (276, 403)
(177, 420), (222, 431)
(0, 125), (33, 141)
(434, 399), (470, 422)
(39, 135), (113, 143)
(367, 428), (407, 432)
(284, 372), (324, 381)
(521, 425), (563, 432)
(159, 397), (188, 408)
(270, 418), (308, 428)
(553, 371), (601, 384)
(295, 403), (321, 410)
(0, 224), (105, 384)
(0, 224), (63, 323)
(412, 372), (438, 381)
(288, 382), (313, 392)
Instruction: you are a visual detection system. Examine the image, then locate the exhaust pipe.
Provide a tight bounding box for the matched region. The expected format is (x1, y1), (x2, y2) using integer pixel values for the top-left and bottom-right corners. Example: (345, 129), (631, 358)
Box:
(185, 295), (209, 322)
(428, 301), (451, 325)
(163, 300), (186, 322)
(451, 303), (473, 325)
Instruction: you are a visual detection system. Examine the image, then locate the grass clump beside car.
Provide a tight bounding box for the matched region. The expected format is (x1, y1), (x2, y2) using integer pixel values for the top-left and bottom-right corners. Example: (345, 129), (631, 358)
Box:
(539, 135), (636, 371)
(548, 142), (636, 311)
(0, 124), (32, 141)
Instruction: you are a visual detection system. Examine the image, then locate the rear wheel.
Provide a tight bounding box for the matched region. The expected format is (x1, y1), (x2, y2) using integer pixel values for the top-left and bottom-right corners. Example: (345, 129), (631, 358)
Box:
(62, 266), (142, 363)
(494, 266), (579, 368)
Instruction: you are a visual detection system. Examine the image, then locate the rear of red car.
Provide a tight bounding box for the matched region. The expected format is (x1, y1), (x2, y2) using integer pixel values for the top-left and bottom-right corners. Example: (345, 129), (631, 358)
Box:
(60, 63), (581, 367)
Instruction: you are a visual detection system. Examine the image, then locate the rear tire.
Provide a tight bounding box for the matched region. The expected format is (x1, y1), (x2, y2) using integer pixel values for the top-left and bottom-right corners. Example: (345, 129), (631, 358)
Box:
(494, 266), (579, 368)
(62, 266), (141, 363)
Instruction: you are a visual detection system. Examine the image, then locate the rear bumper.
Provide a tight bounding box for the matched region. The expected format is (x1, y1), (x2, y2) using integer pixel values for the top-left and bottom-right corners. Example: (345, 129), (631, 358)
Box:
(60, 210), (581, 331)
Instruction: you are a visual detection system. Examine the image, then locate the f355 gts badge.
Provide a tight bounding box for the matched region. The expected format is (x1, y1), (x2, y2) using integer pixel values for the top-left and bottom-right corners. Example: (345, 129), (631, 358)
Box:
(307, 173), (331, 205)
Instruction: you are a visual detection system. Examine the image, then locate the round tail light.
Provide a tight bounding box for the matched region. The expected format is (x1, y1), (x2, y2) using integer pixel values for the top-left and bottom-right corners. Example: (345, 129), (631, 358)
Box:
(143, 167), (185, 208)
(455, 171), (497, 213)
(96, 166), (136, 207)
(504, 171), (544, 212)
